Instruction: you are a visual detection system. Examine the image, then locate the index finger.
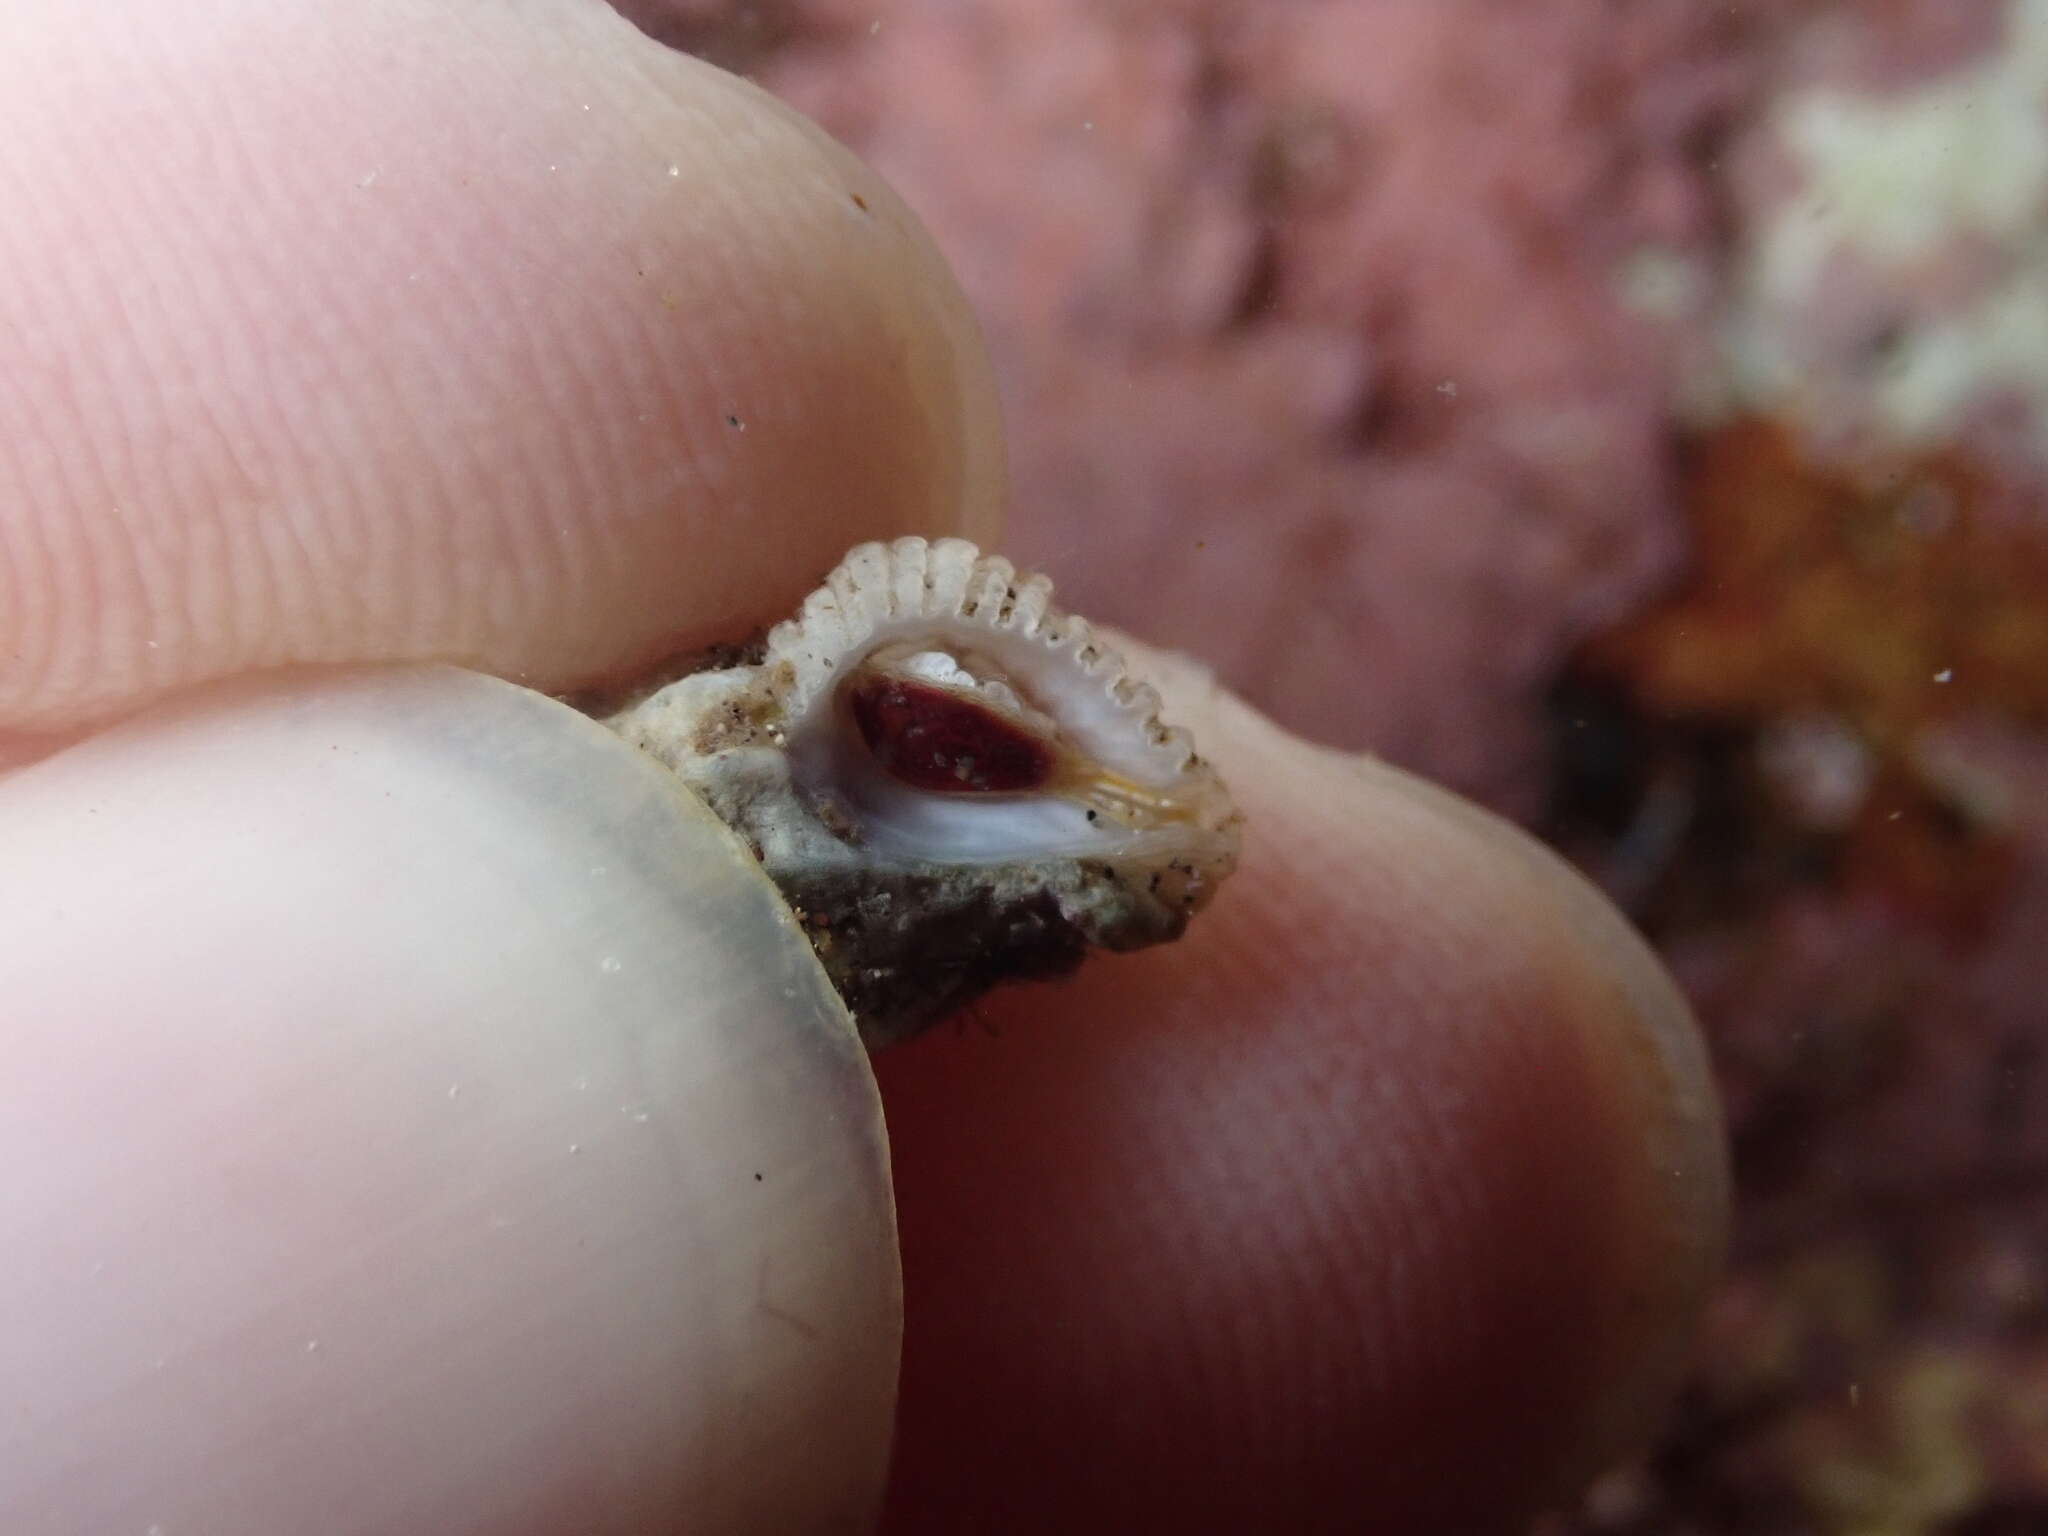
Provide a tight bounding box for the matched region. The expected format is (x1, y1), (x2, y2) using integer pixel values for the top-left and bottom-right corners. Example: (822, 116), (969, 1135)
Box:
(877, 653), (1730, 1532)
(0, 0), (1001, 740)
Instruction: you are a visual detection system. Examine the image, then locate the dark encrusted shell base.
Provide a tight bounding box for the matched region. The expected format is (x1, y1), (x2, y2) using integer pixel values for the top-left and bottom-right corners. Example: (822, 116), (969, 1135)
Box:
(772, 858), (1188, 1049)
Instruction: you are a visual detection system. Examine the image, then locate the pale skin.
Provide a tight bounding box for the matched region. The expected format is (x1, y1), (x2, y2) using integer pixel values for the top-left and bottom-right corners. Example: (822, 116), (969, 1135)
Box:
(0, 3), (1729, 1532)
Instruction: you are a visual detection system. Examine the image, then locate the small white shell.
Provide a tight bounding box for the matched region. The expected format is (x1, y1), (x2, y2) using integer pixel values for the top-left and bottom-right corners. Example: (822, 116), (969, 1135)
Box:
(609, 538), (1241, 1046)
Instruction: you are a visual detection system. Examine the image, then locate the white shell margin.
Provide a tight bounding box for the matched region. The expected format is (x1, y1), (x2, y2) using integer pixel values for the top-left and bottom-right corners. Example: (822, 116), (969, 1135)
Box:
(769, 537), (1204, 790)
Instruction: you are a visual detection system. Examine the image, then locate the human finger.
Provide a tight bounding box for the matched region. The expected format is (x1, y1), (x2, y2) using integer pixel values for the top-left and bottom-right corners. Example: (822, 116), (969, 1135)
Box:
(0, 665), (898, 1534)
(877, 659), (1728, 1532)
(0, 0), (1000, 741)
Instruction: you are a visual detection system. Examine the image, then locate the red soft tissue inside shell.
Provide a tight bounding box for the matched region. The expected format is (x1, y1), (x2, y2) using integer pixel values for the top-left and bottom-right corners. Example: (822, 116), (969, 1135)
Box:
(848, 677), (1057, 793)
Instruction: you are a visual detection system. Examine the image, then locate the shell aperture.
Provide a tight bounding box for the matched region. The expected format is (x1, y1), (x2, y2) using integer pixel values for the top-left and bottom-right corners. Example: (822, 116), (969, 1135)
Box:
(845, 664), (1061, 794)
(606, 537), (1241, 1048)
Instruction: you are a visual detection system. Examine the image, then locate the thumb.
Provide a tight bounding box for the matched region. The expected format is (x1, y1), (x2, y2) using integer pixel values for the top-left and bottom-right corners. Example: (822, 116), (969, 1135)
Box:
(0, 666), (898, 1534)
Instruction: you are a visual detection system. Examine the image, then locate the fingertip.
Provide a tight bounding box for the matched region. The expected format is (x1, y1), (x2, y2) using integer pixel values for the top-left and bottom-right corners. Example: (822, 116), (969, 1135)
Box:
(1353, 755), (1730, 1497)
(1195, 677), (1731, 1508)
(877, 664), (1727, 1530)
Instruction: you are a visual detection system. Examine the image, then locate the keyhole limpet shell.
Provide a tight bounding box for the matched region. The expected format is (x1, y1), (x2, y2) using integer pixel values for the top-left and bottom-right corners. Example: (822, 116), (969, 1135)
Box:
(607, 537), (1241, 1048)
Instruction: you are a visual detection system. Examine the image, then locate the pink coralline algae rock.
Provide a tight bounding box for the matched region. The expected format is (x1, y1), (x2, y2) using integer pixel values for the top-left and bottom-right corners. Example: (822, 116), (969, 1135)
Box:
(757, 0), (1759, 805)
